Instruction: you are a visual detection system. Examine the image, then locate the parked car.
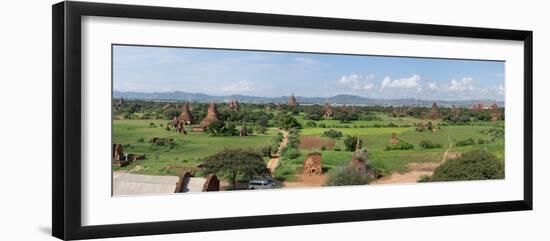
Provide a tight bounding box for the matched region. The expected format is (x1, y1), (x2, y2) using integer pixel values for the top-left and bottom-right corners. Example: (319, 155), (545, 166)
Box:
(248, 178), (276, 190)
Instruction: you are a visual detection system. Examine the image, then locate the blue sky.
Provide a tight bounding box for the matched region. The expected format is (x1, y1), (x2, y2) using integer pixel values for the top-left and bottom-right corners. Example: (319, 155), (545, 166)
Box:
(113, 45), (505, 101)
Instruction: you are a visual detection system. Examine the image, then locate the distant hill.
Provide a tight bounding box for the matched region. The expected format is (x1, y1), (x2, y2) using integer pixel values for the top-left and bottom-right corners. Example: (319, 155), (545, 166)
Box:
(113, 91), (504, 107)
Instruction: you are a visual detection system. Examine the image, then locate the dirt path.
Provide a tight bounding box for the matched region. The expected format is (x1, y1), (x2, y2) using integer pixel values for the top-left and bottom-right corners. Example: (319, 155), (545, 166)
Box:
(266, 130), (289, 174)
(374, 126), (454, 185)
(440, 126), (454, 163)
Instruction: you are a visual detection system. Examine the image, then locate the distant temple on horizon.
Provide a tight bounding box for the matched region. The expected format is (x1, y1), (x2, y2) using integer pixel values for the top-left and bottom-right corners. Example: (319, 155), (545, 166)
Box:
(288, 94), (298, 107)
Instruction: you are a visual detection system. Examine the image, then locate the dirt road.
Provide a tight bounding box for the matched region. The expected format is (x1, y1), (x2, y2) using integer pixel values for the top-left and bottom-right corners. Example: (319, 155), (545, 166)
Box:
(266, 130), (289, 174)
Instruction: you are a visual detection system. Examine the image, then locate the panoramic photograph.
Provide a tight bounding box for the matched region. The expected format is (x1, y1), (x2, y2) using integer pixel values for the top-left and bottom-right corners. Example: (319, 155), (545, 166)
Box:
(111, 45), (505, 196)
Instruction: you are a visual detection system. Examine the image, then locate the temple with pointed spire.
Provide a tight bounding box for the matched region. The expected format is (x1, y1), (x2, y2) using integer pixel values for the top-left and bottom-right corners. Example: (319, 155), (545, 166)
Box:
(200, 101), (220, 127)
(428, 102), (442, 120)
(176, 102), (195, 125)
(288, 94), (298, 107)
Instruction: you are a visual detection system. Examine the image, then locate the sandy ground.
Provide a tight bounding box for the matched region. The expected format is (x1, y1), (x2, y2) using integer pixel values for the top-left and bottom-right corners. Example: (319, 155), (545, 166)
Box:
(373, 162), (440, 184)
(266, 130), (289, 174)
(280, 174), (327, 188)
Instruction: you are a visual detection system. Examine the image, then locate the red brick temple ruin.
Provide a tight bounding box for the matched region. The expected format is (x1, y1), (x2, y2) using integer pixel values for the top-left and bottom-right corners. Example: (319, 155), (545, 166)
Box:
(428, 102), (442, 119)
(193, 101), (220, 132)
(176, 102), (195, 125)
(228, 100), (240, 110)
(323, 101), (334, 118)
(302, 152), (322, 175)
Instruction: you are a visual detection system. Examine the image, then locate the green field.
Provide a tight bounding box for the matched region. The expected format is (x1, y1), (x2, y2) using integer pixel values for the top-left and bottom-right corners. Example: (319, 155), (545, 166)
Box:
(113, 119), (276, 175)
(276, 117), (504, 177)
(113, 109), (504, 181)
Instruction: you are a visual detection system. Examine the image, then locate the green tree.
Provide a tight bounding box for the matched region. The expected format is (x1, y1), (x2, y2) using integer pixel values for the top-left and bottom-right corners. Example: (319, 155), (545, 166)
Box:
(277, 113), (301, 130)
(325, 166), (371, 186)
(343, 136), (362, 151)
(429, 149), (504, 182)
(203, 149), (268, 190)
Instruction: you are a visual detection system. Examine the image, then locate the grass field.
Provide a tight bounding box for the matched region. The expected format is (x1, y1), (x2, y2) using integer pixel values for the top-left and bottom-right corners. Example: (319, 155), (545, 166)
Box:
(113, 114), (505, 181)
(113, 119), (276, 175)
(275, 117), (504, 178)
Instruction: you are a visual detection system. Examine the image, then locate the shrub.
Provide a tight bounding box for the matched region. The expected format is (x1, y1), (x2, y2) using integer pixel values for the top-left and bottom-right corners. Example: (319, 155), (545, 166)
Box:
(320, 145), (327, 151)
(385, 140), (414, 151)
(430, 150), (504, 181)
(455, 138), (475, 146)
(281, 146), (301, 159)
(255, 126), (267, 134)
(322, 129), (343, 139)
(137, 137), (144, 143)
(334, 146), (341, 151)
(324, 166), (371, 186)
(417, 175), (431, 183)
(419, 140), (443, 149)
(305, 120), (317, 128)
(260, 145), (272, 158)
(318, 123), (327, 128)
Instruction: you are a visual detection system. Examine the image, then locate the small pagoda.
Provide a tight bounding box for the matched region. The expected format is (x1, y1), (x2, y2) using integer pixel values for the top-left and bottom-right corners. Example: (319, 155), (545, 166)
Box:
(428, 102), (442, 120)
(228, 100), (240, 111)
(323, 101), (334, 118)
(288, 94), (298, 107)
(389, 132), (399, 145)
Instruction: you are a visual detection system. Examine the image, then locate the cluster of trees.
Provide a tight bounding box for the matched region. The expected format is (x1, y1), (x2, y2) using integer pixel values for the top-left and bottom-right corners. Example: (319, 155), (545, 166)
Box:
(202, 149), (269, 190)
(276, 113), (301, 130)
(420, 150), (504, 182)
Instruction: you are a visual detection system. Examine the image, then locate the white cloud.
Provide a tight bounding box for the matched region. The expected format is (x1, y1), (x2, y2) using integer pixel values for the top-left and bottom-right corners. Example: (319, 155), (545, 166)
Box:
(221, 80), (255, 92)
(428, 82), (438, 91)
(337, 74), (375, 91)
(497, 85), (505, 95)
(380, 74), (421, 89)
(449, 77), (475, 91)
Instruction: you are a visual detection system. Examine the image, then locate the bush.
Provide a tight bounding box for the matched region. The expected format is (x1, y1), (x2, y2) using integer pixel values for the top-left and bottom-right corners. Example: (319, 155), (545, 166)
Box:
(318, 123), (326, 128)
(322, 129), (343, 139)
(255, 125), (267, 134)
(320, 145), (327, 151)
(455, 138), (475, 146)
(334, 146), (341, 151)
(281, 146), (301, 159)
(305, 120), (317, 128)
(385, 140), (414, 151)
(324, 166), (371, 186)
(429, 150), (504, 181)
(260, 145), (272, 158)
(419, 140), (443, 149)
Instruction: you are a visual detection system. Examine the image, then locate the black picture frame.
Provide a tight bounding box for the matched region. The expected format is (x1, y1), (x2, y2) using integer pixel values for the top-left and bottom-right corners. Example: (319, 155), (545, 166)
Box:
(52, 1), (533, 240)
